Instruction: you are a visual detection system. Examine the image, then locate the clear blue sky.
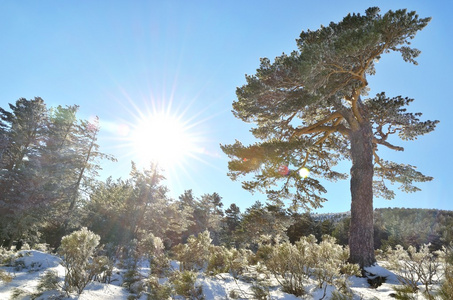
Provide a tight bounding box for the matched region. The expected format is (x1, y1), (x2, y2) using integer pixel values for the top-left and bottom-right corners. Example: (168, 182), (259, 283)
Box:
(1, 1), (451, 213)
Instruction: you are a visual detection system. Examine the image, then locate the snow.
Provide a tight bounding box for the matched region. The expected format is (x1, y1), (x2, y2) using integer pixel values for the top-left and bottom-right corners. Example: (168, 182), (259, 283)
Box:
(0, 250), (440, 299)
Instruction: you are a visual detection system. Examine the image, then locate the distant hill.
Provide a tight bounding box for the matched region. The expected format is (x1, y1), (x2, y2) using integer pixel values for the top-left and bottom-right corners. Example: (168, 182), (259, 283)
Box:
(311, 211), (350, 223)
(306, 208), (453, 250)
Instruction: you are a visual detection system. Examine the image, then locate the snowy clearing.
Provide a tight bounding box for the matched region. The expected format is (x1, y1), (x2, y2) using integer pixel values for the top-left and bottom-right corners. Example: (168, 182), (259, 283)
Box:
(0, 250), (439, 299)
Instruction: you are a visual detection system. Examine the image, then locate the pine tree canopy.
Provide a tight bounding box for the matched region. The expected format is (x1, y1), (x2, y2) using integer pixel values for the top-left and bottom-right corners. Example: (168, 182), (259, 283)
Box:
(221, 7), (438, 211)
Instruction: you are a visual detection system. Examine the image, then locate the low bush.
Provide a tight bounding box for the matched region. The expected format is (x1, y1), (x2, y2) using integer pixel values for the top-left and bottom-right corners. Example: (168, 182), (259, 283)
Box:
(139, 233), (169, 277)
(90, 255), (114, 283)
(206, 246), (252, 278)
(37, 270), (60, 292)
(437, 243), (453, 299)
(59, 227), (100, 296)
(262, 234), (359, 298)
(385, 243), (443, 300)
(145, 275), (172, 300)
(173, 230), (211, 271)
(170, 270), (204, 299)
(0, 268), (13, 283)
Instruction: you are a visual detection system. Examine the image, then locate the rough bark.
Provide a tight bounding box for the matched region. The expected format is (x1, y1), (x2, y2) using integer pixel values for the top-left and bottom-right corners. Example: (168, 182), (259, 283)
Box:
(349, 121), (376, 268)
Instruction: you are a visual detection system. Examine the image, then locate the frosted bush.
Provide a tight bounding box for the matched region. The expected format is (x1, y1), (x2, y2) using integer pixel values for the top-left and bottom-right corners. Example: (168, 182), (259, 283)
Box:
(32, 243), (50, 252)
(385, 243), (443, 299)
(173, 230), (212, 271)
(90, 255), (114, 283)
(59, 227), (100, 296)
(229, 248), (252, 278)
(438, 243), (453, 299)
(262, 234), (359, 298)
(120, 238), (140, 269)
(145, 275), (172, 300)
(0, 247), (15, 265)
(139, 233), (169, 276)
(265, 240), (308, 296)
(310, 235), (360, 298)
(170, 270), (204, 299)
(0, 269), (13, 283)
(207, 246), (252, 277)
(207, 245), (232, 274)
(139, 233), (165, 260)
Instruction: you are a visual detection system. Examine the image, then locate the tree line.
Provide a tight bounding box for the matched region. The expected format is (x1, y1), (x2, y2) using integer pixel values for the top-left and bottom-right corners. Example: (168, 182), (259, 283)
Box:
(0, 99), (451, 256)
(0, 98), (113, 249)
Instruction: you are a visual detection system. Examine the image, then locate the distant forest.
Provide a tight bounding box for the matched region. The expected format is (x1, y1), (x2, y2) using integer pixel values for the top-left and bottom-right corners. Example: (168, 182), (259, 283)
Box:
(301, 208), (453, 251)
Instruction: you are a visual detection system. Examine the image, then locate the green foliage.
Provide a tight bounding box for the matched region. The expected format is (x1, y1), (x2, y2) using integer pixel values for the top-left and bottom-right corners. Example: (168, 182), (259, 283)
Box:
(138, 233), (170, 277)
(8, 270), (62, 300)
(0, 247), (15, 266)
(235, 201), (292, 250)
(221, 203), (241, 246)
(59, 227), (100, 295)
(173, 230), (212, 271)
(0, 98), (114, 248)
(10, 288), (28, 299)
(177, 190), (224, 245)
(145, 276), (172, 300)
(83, 164), (178, 250)
(170, 270), (204, 299)
(375, 208), (446, 250)
(437, 267), (453, 299)
(392, 284), (418, 300)
(206, 245), (231, 275)
(264, 240), (307, 296)
(37, 270), (61, 292)
(122, 268), (143, 292)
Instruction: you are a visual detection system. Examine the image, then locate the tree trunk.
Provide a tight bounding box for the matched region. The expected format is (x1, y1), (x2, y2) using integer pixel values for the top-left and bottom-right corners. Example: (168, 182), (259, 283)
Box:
(349, 122), (376, 268)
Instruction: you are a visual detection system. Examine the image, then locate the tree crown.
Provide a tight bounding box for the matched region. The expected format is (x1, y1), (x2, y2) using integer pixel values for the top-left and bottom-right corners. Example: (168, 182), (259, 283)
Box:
(221, 7), (437, 210)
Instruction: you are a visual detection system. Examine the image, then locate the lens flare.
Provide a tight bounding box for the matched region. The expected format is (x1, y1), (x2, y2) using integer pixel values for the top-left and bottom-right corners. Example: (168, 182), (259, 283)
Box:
(299, 167), (310, 178)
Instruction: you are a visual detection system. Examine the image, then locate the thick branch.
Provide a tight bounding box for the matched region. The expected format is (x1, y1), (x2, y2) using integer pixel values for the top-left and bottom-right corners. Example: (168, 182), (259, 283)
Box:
(325, 63), (367, 85)
(351, 91), (365, 124)
(373, 138), (404, 151)
(291, 112), (344, 138)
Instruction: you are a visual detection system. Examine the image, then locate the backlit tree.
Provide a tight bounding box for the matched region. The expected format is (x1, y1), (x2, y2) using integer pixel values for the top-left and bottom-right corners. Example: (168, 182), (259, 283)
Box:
(221, 7), (437, 267)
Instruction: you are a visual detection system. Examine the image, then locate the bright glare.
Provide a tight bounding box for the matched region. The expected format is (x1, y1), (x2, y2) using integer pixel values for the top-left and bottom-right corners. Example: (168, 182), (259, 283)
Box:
(299, 167), (310, 178)
(131, 113), (195, 168)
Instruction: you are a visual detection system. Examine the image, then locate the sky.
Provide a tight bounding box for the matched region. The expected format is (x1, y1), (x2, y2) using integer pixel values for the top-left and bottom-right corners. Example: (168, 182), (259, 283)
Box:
(0, 0), (451, 214)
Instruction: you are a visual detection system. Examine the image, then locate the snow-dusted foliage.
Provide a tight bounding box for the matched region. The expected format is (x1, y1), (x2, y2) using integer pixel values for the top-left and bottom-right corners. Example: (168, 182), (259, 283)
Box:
(437, 243), (453, 299)
(207, 245), (252, 277)
(173, 230), (212, 271)
(384, 243), (444, 299)
(139, 233), (169, 277)
(1, 240), (451, 299)
(170, 270), (204, 299)
(59, 227), (100, 295)
(261, 234), (360, 298)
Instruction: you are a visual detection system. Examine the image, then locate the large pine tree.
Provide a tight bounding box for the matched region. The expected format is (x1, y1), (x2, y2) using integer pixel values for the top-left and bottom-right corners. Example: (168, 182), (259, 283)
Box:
(221, 7), (438, 267)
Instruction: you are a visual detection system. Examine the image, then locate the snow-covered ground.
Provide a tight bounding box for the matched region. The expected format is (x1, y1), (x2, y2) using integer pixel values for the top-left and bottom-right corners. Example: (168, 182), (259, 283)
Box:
(0, 250), (436, 299)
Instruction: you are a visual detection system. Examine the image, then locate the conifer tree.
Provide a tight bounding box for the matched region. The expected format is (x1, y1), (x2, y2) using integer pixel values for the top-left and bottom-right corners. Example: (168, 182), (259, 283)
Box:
(221, 7), (437, 267)
(221, 203), (242, 246)
(0, 98), (48, 247)
(0, 98), (114, 247)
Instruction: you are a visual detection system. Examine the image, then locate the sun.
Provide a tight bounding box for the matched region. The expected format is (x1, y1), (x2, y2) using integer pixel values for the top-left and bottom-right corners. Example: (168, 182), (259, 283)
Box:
(130, 112), (197, 169)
